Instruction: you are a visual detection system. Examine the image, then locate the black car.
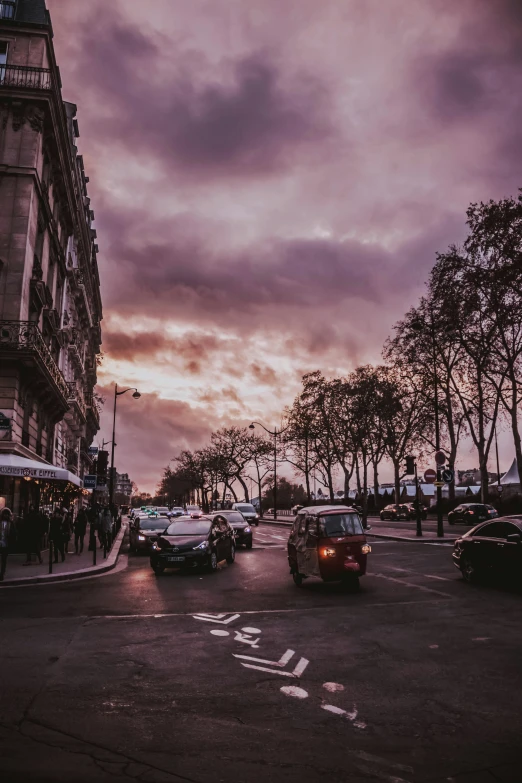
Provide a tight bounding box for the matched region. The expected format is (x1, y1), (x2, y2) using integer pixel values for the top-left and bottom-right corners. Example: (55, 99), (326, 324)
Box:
(448, 503), (498, 525)
(150, 516), (235, 575)
(452, 516), (522, 583)
(380, 504), (409, 521)
(210, 510), (253, 549)
(129, 515), (170, 553)
(404, 502), (428, 521)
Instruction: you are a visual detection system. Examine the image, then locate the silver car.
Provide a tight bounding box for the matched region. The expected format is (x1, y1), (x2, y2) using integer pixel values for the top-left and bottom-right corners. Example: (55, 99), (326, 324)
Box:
(232, 503), (259, 527)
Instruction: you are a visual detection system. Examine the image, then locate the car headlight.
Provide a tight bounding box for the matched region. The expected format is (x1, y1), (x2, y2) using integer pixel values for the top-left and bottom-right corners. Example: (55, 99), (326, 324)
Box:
(361, 544), (371, 554)
(193, 541), (209, 551)
(138, 535), (146, 541)
(244, 527), (251, 533)
(152, 543), (162, 551)
(255, 514), (259, 519)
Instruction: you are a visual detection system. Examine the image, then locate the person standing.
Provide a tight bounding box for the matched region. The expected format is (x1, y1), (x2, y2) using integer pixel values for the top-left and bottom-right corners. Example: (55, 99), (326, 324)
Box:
(49, 507), (66, 563)
(0, 508), (13, 581)
(87, 504), (98, 551)
(23, 505), (44, 565)
(74, 507), (88, 555)
(101, 506), (113, 551)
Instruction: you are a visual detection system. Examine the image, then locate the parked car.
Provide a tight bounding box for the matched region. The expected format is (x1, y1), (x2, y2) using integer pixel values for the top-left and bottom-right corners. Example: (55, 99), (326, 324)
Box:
(129, 515), (170, 553)
(452, 516), (522, 583)
(210, 510), (253, 549)
(448, 503), (498, 526)
(150, 515), (235, 575)
(232, 503), (259, 527)
(404, 502), (428, 520)
(379, 504), (409, 521)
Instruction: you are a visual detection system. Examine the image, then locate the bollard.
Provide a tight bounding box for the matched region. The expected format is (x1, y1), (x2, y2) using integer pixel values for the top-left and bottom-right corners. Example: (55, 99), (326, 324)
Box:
(93, 540), (97, 566)
(48, 540), (53, 574)
(103, 540), (107, 559)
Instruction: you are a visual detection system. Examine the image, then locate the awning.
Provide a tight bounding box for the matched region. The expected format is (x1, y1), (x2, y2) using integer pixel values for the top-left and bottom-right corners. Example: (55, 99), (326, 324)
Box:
(0, 454), (82, 487)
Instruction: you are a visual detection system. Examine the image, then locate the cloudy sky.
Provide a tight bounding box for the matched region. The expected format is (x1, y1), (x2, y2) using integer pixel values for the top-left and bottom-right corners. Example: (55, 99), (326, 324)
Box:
(47, 0), (522, 493)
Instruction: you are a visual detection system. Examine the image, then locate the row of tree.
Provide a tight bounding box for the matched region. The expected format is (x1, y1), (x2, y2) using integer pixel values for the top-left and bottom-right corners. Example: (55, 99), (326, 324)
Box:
(156, 192), (522, 512)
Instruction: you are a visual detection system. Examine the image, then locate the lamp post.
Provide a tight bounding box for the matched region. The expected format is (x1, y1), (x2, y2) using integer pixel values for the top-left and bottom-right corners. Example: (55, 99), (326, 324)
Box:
(108, 384), (141, 509)
(249, 421), (288, 520)
(412, 311), (444, 537)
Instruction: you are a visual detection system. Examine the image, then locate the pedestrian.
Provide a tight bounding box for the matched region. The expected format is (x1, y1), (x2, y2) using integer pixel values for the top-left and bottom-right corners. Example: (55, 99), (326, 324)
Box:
(74, 506), (88, 555)
(0, 507), (13, 581)
(62, 507), (73, 554)
(87, 505), (98, 551)
(101, 506), (113, 551)
(49, 507), (66, 563)
(23, 505), (44, 565)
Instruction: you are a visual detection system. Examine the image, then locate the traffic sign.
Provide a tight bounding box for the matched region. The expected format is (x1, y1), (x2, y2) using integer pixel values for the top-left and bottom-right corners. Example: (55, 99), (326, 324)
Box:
(442, 468), (455, 483)
(424, 469), (437, 483)
(88, 445), (99, 456)
(84, 475), (97, 489)
(435, 451), (446, 466)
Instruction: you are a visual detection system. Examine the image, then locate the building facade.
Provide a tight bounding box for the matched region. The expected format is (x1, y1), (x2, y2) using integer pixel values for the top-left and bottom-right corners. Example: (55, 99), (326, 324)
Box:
(0, 1), (102, 516)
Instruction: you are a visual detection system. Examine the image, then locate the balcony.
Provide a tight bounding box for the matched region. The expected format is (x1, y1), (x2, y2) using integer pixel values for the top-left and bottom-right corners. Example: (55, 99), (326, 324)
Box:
(0, 64), (53, 91)
(0, 2), (16, 21)
(66, 381), (87, 421)
(85, 391), (101, 428)
(0, 320), (69, 408)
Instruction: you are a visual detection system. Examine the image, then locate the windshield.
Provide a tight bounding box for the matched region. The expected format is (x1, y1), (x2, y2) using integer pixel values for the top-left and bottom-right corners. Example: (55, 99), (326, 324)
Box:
(140, 517), (169, 530)
(157, 507), (169, 513)
(236, 504), (255, 513)
(320, 513), (364, 537)
(165, 520), (211, 536)
(223, 512), (246, 524)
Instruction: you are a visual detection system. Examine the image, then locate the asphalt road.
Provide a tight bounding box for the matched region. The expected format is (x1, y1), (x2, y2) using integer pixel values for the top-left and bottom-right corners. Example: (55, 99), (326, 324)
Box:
(0, 522), (521, 783)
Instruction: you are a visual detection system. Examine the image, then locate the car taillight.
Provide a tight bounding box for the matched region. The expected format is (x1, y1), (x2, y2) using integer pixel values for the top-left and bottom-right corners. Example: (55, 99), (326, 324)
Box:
(320, 547), (336, 558)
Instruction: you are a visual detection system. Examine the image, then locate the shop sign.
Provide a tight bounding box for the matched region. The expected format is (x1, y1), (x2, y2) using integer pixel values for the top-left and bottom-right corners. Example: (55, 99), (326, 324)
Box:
(0, 466), (59, 479)
(84, 475), (97, 489)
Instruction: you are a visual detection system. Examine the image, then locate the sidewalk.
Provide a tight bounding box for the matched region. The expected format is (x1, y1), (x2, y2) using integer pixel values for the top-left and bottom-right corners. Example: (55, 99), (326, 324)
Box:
(0, 524), (127, 587)
(259, 516), (458, 542)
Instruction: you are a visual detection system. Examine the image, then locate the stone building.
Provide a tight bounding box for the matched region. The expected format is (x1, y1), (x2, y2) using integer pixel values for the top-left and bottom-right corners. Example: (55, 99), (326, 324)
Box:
(0, 0), (102, 518)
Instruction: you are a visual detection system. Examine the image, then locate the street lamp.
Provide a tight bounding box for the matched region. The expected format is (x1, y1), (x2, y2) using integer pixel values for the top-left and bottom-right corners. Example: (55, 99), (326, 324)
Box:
(411, 311), (444, 537)
(108, 384), (141, 509)
(249, 421), (288, 520)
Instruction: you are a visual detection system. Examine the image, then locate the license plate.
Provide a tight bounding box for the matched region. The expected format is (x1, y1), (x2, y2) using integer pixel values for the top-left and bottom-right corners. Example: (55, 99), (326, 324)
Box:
(167, 556), (184, 562)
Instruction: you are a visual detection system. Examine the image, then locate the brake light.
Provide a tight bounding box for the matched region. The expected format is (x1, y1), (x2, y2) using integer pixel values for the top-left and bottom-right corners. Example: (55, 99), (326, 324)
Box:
(466, 511), (474, 515)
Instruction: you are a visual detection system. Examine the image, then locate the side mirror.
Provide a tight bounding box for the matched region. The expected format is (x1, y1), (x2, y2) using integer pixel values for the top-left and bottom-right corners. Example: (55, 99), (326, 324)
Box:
(506, 533), (521, 543)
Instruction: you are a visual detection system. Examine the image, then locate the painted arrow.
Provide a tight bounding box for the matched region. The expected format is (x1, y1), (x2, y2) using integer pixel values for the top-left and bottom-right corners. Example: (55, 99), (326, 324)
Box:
(233, 649), (309, 678)
(193, 613), (240, 625)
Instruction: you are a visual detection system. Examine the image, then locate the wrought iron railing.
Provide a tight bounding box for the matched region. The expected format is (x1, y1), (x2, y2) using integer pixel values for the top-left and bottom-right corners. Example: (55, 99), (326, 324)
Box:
(66, 380), (87, 420)
(0, 320), (69, 402)
(0, 2), (16, 21)
(84, 391), (101, 425)
(0, 64), (53, 90)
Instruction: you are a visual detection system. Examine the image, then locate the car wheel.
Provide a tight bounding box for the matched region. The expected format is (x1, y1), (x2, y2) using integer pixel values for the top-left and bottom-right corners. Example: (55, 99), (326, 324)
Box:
(153, 563), (165, 576)
(208, 550), (218, 573)
(293, 571), (304, 587)
(460, 557), (477, 583)
(380, 514), (384, 521)
(226, 544), (235, 564)
(246, 540), (253, 550)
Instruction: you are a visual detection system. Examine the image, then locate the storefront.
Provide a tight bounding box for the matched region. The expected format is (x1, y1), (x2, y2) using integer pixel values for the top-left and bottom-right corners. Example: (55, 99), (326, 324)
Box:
(0, 454), (85, 551)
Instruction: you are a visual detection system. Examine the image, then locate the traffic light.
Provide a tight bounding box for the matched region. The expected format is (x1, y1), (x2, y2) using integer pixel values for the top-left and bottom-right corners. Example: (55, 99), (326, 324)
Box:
(97, 450), (108, 486)
(405, 456), (415, 475)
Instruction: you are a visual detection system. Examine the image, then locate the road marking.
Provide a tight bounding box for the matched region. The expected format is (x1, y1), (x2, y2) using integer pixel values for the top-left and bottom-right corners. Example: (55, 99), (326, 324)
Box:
(386, 566), (454, 583)
(234, 648), (309, 678)
(242, 626), (261, 634)
(373, 573), (453, 598)
(193, 613), (240, 625)
(351, 751), (413, 773)
(472, 637), (491, 642)
(321, 702), (360, 723)
(210, 629), (229, 637)
(281, 685), (309, 699)
(323, 682), (344, 692)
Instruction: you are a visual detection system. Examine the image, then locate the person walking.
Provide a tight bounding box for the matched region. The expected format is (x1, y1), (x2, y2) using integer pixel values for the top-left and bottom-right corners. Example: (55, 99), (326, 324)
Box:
(87, 505), (98, 551)
(0, 507), (13, 581)
(23, 505), (44, 565)
(101, 506), (113, 551)
(49, 507), (66, 563)
(74, 507), (88, 555)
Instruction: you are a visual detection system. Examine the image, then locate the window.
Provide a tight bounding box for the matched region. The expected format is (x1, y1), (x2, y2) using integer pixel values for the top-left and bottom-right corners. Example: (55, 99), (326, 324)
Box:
(475, 522), (507, 539)
(319, 513), (364, 537)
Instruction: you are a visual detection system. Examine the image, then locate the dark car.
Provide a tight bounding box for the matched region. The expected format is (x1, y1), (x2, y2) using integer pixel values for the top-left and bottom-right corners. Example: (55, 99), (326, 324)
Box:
(129, 515), (170, 553)
(379, 504), (409, 521)
(448, 503), (498, 526)
(404, 502), (428, 520)
(210, 510), (253, 549)
(150, 515), (235, 575)
(452, 516), (522, 583)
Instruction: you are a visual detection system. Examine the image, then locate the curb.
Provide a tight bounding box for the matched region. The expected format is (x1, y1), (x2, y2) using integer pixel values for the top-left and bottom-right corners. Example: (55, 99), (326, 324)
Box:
(366, 532), (457, 543)
(257, 518), (292, 528)
(0, 525), (127, 587)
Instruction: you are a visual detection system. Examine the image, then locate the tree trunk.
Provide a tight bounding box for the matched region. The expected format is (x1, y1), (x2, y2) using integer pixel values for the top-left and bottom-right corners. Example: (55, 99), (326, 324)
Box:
(394, 459), (401, 504)
(362, 458), (368, 527)
(236, 474), (249, 502)
(373, 460), (379, 507)
(355, 456), (361, 499)
(509, 383), (522, 489)
(343, 467), (351, 500)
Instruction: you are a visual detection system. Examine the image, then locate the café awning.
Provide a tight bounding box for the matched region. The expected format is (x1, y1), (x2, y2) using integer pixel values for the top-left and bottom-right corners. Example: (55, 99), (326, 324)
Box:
(0, 453), (82, 487)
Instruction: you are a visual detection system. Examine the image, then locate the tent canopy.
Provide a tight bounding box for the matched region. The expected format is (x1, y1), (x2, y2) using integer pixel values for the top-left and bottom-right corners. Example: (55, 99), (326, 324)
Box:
(0, 454), (82, 487)
(498, 458), (521, 486)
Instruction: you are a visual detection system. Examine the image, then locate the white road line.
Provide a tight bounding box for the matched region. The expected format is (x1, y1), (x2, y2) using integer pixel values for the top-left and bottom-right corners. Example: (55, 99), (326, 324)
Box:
(386, 566), (454, 583)
(351, 751), (413, 774)
(372, 573), (453, 598)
